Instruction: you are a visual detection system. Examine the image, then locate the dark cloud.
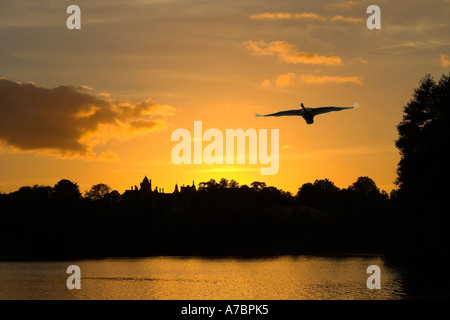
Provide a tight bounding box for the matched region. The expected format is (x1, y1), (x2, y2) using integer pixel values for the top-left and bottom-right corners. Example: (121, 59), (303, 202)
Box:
(0, 79), (174, 160)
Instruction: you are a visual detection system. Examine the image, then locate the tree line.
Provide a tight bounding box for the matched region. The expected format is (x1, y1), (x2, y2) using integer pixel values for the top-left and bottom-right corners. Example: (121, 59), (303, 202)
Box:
(0, 174), (394, 260)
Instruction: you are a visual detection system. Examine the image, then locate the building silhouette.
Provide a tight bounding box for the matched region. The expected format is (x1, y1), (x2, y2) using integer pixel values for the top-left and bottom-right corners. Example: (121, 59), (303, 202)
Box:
(123, 177), (196, 200)
(180, 181), (196, 194)
(140, 176), (152, 192)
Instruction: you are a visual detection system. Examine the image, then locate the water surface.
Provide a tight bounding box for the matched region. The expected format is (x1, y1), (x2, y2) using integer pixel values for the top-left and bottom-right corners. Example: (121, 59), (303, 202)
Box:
(0, 256), (407, 300)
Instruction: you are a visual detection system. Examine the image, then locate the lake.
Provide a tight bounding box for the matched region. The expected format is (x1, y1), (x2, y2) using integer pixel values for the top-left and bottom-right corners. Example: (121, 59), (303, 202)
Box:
(0, 256), (414, 300)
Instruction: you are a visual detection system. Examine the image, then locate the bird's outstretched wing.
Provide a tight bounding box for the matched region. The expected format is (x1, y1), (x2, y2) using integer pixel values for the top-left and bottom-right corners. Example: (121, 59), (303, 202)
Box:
(311, 106), (354, 117)
(255, 109), (303, 117)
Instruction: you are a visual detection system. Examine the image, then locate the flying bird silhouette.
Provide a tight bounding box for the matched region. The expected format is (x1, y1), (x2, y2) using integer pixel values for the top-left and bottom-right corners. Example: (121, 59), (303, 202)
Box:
(255, 102), (359, 125)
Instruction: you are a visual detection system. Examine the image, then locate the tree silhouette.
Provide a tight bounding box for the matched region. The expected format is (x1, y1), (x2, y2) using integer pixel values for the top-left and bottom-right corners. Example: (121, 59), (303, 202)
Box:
(296, 179), (340, 210)
(103, 190), (121, 204)
(218, 178), (229, 189)
(250, 181), (266, 191)
(15, 185), (52, 200)
(395, 73), (450, 258)
(348, 176), (380, 197)
(229, 179), (239, 189)
(85, 183), (111, 201)
(52, 179), (81, 202)
(396, 73), (450, 201)
(198, 178), (218, 192)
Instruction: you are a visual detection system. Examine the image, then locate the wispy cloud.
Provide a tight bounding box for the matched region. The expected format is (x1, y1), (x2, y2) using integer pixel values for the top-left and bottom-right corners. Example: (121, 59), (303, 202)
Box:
(331, 0), (360, 9)
(441, 53), (450, 67)
(244, 40), (342, 66)
(299, 74), (363, 85)
(262, 73), (363, 87)
(331, 15), (364, 23)
(250, 12), (364, 24)
(0, 79), (176, 160)
(273, 73), (297, 87)
(382, 39), (450, 50)
(78, 85), (93, 91)
(250, 12), (326, 21)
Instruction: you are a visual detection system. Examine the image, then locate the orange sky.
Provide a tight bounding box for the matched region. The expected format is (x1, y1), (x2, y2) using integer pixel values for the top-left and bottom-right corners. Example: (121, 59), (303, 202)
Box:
(1, 0), (450, 195)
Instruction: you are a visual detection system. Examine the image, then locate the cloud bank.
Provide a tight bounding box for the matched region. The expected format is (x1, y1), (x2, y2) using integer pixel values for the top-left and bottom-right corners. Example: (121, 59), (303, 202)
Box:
(0, 79), (175, 160)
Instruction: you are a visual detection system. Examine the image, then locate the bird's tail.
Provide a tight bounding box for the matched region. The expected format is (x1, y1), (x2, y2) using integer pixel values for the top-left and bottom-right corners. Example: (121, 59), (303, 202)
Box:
(352, 102), (359, 109)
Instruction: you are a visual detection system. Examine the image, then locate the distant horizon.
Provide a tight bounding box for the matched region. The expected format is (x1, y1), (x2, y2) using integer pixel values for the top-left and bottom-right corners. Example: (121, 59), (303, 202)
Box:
(1, 174), (394, 197)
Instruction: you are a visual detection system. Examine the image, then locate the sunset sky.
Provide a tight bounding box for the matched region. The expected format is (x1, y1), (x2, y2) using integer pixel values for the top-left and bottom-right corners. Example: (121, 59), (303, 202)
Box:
(1, 0), (449, 195)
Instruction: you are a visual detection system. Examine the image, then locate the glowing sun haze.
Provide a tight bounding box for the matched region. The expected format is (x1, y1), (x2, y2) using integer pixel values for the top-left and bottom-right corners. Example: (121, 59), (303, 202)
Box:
(0, 0), (449, 195)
